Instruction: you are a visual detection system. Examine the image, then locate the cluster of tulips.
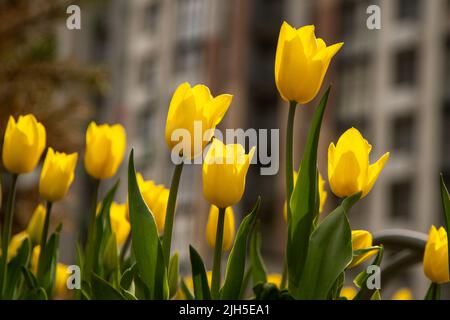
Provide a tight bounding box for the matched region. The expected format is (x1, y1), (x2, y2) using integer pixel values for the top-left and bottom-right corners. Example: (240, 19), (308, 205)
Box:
(0, 22), (449, 300)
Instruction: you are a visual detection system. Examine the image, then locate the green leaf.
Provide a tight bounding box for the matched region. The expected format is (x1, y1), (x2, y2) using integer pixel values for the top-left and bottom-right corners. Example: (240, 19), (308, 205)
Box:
(220, 197), (260, 299)
(353, 246), (384, 300)
(440, 174), (450, 279)
(21, 266), (38, 290)
(168, 252), (179, 299)
(250, 223), (267, 286)
(288, 87), (331, 290)
(120, 265), (134, 290)
(328, 272), (345, 300)
(424, 282), (441, 300)
(253, 283), (294, 300)
(180, 279), (194, 300)
(23, 287), (48, 300)
(128, 149), (165, 299)
(37, 226), (61, 297)
(189, 245), (211, 300)
(5, 237), (31, 299)
(91, 273), (125, 300)
(294, 192), (360, 299)
(371, 290), (381, 300)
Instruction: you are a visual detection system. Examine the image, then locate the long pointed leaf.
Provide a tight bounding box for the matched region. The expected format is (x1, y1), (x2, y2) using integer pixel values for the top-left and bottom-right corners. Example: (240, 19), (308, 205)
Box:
(189, 245), (211, 300)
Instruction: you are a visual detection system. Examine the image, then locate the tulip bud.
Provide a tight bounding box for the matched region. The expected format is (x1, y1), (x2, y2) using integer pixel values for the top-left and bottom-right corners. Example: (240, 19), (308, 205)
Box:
(109, 202), (130, 247)
(84, 122), (126, 179)
(165, 82), (232, 159)
(31, 245), (41, 275)
(267, 273), (282, 288)
(328, 128), (389, 198)
(202, 139), (255, 209)
(423, 226), (449, 284)
(391, 288), (413, 300)
(206, 206), (235, 252)
(102, 233), (119, 273)
(39, 148), (78, 201)
(26, 204), (46, 246)
(54, 263), (69, 297)
(136, 173), (170, 233)
(348, 230), (377, 268)
(340, 286), (357, 300)
(2, 114), (46, 174)
(6, 231), (29, 262)
(275, 22), (343, 104)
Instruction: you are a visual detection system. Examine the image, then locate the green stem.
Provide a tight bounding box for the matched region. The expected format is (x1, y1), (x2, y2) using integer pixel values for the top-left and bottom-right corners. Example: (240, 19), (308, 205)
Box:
(83, 179), (100, 282)
(40, 201), (53, 252)
(0, 173), (18, 299)
(211, 207), (226, 299)
(119, 233), (132, 266)
(424, 282), (441, 300)
(162, 162), (184, 267)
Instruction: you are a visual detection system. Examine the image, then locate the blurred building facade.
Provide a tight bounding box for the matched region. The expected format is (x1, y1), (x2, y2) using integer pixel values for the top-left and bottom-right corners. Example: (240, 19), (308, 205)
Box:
(60, 0), (450, 295)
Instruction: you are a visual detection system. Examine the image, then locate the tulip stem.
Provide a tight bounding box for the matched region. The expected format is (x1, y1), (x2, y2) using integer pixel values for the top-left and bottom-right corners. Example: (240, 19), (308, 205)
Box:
(84, 178), (100, 282)
(0, 173), (18, 299)
(162, 162), (184, 267)
(119, 233), (132, 265)
(211, 207), (226, 299)
(40, 201), (53, 252)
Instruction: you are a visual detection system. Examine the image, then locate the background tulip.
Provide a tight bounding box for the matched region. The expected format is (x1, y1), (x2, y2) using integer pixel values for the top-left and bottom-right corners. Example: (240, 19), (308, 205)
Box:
(6, 232), (29, 262)
(109, 202), (130, 247)
(84, 122), (126, 179)
(26, 204), (46, 246)
(136, 173), (170, 233)
(203, 139), (255, 209)
(39, 148), (78, 201)
(423, 226), (449, 284)
(328, 127), (389, 198)
(2, 114), (46, 174)
(54, 263), (69, 297)
(267, 273), (282, 288)
(391, 288), (413, 300)
(348, 230), (377, 268)
(165, 82), (232, 159)
(275, 22), (343, 104)
(206, 206), (235, 251)
(340, 286), (357, 300)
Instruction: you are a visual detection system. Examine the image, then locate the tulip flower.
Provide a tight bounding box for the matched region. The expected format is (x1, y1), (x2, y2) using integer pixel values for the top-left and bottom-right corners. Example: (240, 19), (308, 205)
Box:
(206, 206), (235, 251)
(275, 22), (343, 104)
(6, 232), (29, 262)
(54, 263), (69, 297)
(39, 148), (78, 202)
(203, 139), (256, 209)
(348, 230), (377, 268)
(136, 173), (170, 233)
(328, 128), (390, 198)
(165, 82), (232, 159)
(84, 122), (126, 180)
(423, 226), (449, 284)
(109, 202), (130, 247)
(283, 170), (327, 221)
(391, 288), (413, 300)
(267, 273), (282, 288)
(2, 114), (46, 174)
(26, 204), (46, 246)
(30, 245), (40, 274)
(340, 286), (357, 300)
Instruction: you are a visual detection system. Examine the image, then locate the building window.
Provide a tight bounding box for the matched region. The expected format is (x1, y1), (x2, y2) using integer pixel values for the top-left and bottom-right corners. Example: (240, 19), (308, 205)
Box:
(173, 40), (202, 77)
(397, 0), (420, 21)
(138, 106), (157, 167)
(392, 114), (415, 153)
(143, 1), (161, 33)
(390, 180), (413, 220)
(138, 57), (157, 89)
(394, 48), (417, 86)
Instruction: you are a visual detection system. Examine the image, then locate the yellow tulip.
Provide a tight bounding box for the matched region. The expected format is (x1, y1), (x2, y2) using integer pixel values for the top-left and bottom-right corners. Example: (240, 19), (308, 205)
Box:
(2, 114), (46, 174)
(165, 82), (232, 159)
(275, 22), (343, 104)
(202, 139), (255, 208)
(54, 263), (69, 297)
(39, 148), (78, 201)
(84, 122), (126, 179)
(96, 202), (130, 246)
(26, 204), (46, 246)
(391, 288), (413, 300)
(348, 230), (377, 268)
(340, 286), (357, 300)
(6, 231), (29, 262)
(267, 273), (282, 288)
(328, 128), (389, 198)
(283, 170), (327, 221)
(206, 206), (235, 251)
(136, 173), (170, 233)
(423, 226), (449, 284)
(30, 245), (40, 274)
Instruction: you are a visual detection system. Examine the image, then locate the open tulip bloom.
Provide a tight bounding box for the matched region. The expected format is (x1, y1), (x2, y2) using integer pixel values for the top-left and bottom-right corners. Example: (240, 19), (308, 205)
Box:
(0, 20), (449, 303)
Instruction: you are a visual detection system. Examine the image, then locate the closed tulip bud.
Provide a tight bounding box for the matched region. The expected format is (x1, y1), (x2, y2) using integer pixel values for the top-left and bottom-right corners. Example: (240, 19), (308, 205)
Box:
(39, 148), (78, 201)
(165, 82), (232, 159)
(423, 226), (449, 284)
(348, 230), (377, 268)
(136, 173), (170, 233)
(6, 231), (29, 262)
(267, 273), (282, 288)
(328, 128), (389, 198)
(2, 114), (46, 174)
(30, 245), (40, 274)
(84, 122), (126, 179)
(284, 170), (327, 221)
(206, 206), (235, 251)
(340, 286), (357, 300)
(26, 204), (46, 246)
(275, 22), (343, 104)
(55, 263), (69, 297)
(203, 139), (255, 208)
(109, 202), (130, 247)
(391, 288), (413, 300)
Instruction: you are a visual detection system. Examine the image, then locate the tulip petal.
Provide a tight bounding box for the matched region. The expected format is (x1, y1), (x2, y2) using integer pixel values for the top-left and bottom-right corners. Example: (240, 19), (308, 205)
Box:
(206, 94), (233, 128)
(362, 152), (390, 197)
